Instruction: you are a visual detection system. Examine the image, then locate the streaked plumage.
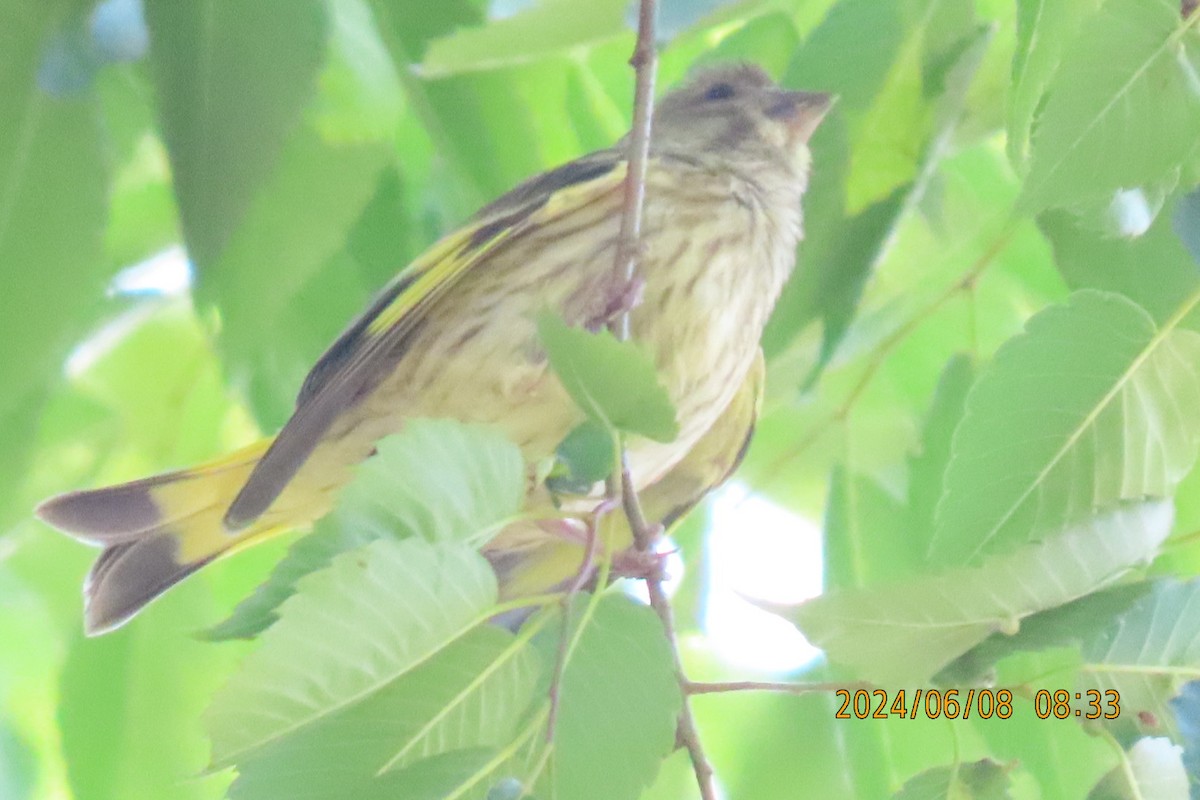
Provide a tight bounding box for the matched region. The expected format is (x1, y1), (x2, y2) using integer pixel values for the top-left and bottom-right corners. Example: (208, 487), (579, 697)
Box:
(37, 64), (831, 634)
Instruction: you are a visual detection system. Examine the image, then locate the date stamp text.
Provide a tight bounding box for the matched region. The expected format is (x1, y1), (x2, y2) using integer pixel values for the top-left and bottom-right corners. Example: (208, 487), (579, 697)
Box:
(833, 688), (1120, 720)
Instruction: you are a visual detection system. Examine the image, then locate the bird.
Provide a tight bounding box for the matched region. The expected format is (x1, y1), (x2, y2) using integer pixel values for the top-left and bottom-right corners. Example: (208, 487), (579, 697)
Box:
(36, 63), (832, 634)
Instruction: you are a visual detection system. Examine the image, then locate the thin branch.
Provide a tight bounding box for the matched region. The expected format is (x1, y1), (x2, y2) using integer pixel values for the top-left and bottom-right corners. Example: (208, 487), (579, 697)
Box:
(608, 0), (658, 345)
(605, 0), (657, 552)
(602, 2), (718, 798)
(640, 544), (716, 799)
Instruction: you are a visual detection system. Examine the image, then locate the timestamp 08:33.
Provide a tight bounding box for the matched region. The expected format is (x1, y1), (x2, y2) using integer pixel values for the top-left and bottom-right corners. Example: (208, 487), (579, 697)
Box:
(833, 688), (1121, 721)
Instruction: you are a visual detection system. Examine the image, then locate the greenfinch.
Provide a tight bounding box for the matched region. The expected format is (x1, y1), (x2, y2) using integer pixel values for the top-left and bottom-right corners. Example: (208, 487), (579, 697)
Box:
(37, 64), (831, 633)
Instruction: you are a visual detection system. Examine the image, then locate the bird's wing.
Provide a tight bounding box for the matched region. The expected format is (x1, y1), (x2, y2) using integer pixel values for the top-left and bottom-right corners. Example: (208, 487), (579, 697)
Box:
(224, 153), (628, 529)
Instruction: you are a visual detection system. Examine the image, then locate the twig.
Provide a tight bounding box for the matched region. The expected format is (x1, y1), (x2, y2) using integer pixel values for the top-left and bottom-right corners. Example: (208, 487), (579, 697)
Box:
(608, 0), (658, 344)
(639, 536), (716, 799)
(604, 0), (656, 542)
(601, 3), (718, 799)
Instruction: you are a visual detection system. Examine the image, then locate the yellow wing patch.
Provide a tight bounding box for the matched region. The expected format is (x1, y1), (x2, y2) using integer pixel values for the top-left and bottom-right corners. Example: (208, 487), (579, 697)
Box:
(363, 231), (488, 336)
(365, 161), (629, 337)
(226, 158), (629, 529)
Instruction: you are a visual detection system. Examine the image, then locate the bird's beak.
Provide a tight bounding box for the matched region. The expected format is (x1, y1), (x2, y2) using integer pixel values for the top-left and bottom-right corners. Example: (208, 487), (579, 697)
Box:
(767, 90), (836, 144)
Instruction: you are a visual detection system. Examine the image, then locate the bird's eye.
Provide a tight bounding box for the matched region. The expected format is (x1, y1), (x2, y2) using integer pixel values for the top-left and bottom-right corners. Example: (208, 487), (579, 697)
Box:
(704, 82), (736, 102)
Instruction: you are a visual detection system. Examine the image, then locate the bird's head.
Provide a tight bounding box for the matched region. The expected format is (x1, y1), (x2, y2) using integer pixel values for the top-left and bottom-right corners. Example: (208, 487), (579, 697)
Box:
(649, 64), (833, 180)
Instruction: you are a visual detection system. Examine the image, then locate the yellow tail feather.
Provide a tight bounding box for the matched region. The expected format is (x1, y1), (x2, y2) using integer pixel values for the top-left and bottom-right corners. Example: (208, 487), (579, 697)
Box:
(36, 438), (304, 634)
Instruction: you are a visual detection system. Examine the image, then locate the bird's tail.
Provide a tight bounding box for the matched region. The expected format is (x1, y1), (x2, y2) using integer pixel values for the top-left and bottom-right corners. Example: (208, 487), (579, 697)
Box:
(35, 437), (304, 634)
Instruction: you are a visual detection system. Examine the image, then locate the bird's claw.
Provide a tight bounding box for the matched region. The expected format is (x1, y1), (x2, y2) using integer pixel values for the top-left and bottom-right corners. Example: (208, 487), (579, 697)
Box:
(589, 277), (646, 331)
(614, 536), (670, 582)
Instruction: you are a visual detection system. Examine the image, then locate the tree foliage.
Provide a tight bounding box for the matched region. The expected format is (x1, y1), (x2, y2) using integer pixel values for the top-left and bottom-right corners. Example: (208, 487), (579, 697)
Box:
(5, 0), (1200, 798)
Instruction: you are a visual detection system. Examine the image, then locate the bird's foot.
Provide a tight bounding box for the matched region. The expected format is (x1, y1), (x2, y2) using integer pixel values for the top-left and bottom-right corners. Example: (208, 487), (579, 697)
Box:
(588, 276), (645, 331)
(614, 532), (670, 582)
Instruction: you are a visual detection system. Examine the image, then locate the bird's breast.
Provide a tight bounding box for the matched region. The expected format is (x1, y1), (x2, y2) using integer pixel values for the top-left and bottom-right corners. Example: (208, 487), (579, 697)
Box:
(626, 183), (797, 484)
(361, 164), (800, 492)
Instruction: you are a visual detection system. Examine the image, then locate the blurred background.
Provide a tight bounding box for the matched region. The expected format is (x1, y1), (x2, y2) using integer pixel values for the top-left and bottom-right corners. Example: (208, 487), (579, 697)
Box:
(4, 0), (1184, 796)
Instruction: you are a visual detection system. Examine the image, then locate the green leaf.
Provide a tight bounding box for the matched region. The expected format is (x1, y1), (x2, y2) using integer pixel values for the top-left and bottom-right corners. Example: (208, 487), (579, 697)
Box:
(547, 420), (615, 494)
(537, 313), (679, 442)
(782, 184), (910, 381)
(687, 681), (926, 800)
(1007, 0), (1103, 167)
(932, 290), (1200, 566)
(145, 0), (328, 266)
(0, 7), (108, 524)
(370, 0), (483, 62)
(200, 520), (378, 642)
(226, 625), (542, 800)
(823, 465), (914, 589)
(533, 594), (681, 800)
(342, 420), (527, 546)
(421, 0), (630, 76)
(98, 66), (179, 271)
(768, 16), (989, 367)
(1055, 177), (1185, 240)
(1019, 0), (1200, 212)
(785, 0), (905, 114)
(809, 185), (910, 375)
(387, 49), (621, 212)
(973, 681), (1116, 797)
(206, 420), (525, 639)
(195, 0), (401, 427)
(788, 501), (1173, 684)
(1040, 199), (1200, 329)
(206, 538), (500, 767)
(892, 759), (1013, 800)
(202, 25), (398, 424)
(311, 0), (404, 142)
(378, 749), (510, 800)
(69, 299), (233, 465)
(693, 11), (800, 78)
(908, 354), (975, 557)
(760, 110), (852, 360)
(59, 580), (236, 800)
(842, 0), (980, 210)
(1081, 579), (1200, 742)
(936, 582), (1151, 685)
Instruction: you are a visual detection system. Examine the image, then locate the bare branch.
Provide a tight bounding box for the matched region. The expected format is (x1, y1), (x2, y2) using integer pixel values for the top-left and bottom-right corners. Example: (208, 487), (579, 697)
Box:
(608, 0), (659, 345)
(603, 2), (719, 798)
